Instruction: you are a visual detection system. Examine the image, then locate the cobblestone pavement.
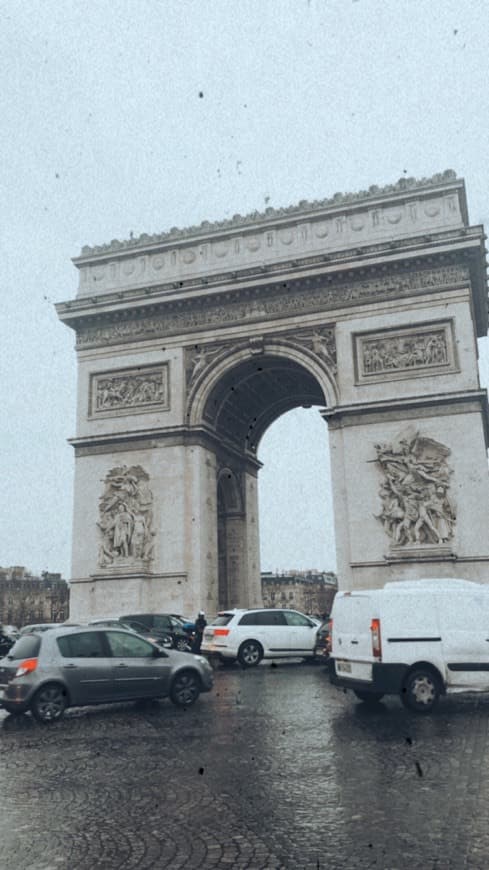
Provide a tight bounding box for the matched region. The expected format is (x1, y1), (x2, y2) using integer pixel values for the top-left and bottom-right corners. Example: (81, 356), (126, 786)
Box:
(1, 661), (489, 869)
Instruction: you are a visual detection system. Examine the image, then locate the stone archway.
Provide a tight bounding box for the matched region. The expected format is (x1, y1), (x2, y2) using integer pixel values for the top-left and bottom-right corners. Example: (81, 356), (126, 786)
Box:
(57, 172), (489, 620)
(201, 352), (330, 610)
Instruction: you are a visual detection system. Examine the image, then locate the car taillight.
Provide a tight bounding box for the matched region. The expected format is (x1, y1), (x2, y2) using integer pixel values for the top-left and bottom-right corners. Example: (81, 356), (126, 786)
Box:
(370, 619), (382, 659)
(15, 658), (38, 678)
(213, 628), (230, 637)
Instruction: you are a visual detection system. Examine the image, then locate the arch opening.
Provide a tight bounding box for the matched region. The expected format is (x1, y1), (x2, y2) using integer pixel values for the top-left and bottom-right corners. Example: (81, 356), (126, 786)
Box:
(202, 354), (327, 454)
(257, 407), (336, 591)
(205, 355), (332, 610)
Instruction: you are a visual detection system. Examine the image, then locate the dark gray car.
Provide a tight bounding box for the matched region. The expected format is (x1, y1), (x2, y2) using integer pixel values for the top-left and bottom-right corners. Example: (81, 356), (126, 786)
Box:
(0, 626), (213, 723)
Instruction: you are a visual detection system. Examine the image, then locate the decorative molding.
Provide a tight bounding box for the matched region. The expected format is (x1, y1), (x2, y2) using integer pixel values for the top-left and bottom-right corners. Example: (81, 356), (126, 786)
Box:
(78, 171), (457, 257)
(75, 572), (188, 584)
(97, 465), (155, 569)
(75, 191), (464, 296)
(354, 320), (457, 384)
(184, 324), (337, 395)
(89, 364), (169, 417)
(374, 428), (456, 551)
(76, 263), (469, 349)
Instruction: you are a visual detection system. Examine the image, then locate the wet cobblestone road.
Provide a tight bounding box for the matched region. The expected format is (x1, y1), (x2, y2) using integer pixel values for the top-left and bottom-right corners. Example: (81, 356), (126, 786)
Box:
(1, 661), (489, 869)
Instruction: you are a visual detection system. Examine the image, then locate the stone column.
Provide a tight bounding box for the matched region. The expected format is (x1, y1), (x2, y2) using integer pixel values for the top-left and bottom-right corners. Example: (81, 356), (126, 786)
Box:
(242, 471), (262, 607)
(183, 444), (219, 616)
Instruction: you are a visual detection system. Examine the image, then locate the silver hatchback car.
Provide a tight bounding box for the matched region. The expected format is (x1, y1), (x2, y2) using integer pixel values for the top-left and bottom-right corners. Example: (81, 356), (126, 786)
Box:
(0, 626), (213, 723)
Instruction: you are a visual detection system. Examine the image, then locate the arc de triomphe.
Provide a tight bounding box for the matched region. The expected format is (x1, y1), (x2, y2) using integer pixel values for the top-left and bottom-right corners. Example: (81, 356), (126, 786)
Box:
(57, 171), (489, 620)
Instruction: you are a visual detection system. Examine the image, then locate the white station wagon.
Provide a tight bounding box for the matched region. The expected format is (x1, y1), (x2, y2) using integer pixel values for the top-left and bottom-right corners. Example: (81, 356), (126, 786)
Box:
(201, 608), (320, 667)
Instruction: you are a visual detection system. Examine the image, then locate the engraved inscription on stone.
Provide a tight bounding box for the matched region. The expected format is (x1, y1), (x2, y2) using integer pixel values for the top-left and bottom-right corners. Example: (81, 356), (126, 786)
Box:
(374, 429), (456, 549)
(97, 465), (155, 568)
(355, 321), (456, 383)
(91, 365), (169, 415)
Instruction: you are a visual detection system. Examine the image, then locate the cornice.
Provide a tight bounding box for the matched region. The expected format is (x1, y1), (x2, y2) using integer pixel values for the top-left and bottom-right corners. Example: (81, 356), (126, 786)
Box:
(57, 226), (483, 325)
(75, 170), (461, 260)
(322, 390), (489, 443)
(69, 424), (262, 473)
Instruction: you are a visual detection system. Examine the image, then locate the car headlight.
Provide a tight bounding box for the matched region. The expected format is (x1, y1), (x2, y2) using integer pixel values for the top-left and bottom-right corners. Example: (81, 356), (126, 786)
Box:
(193, 655), (208, 666)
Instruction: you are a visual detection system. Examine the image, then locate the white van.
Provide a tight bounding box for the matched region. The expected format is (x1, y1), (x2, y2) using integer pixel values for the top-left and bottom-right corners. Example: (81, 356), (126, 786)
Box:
(329, 578), (489, 712)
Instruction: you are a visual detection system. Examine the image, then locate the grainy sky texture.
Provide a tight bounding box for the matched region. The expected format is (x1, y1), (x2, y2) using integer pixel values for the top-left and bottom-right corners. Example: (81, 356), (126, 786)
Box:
(1, 0), (488, 578)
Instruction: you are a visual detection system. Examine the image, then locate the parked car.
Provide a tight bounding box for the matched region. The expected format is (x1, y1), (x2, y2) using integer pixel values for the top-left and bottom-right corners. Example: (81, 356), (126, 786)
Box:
(0, 625), (213, 722)
(87, 617), (173, 649)
(0, 626), (16, 657)
(201, 608), (319, 667)
(329, 578), (489, 713)
(120, 614), (191, 651)
(170, 615), (196, 636)
(313, 620), (330, 660)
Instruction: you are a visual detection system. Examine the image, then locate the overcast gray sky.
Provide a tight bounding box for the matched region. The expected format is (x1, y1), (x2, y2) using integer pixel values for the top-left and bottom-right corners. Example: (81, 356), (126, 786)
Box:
(1, 0), (488, 578)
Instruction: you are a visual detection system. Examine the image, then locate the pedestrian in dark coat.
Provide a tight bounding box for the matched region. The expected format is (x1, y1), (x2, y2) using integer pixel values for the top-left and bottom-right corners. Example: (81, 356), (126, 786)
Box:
(192, 611), (207, 653)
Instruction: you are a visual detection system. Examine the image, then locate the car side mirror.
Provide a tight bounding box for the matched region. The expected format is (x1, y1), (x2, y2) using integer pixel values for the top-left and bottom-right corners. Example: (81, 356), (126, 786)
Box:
(152, 647), (167, 658)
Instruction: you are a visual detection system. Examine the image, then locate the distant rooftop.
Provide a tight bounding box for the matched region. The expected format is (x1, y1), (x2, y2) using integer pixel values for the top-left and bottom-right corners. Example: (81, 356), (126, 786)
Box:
(79, 170), (458, 258)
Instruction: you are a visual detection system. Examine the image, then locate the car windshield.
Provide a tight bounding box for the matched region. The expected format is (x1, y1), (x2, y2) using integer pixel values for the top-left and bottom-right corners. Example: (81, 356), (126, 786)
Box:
(169, 617), (185, 629)
(211, 613), (234, 626)
(19, 624), (54, 635)
(8, 635), (42, 659)
(124, 620), (149, 634)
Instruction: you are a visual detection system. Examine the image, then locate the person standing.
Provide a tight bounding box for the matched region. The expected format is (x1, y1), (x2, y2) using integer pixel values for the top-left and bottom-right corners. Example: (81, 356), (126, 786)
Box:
(192, 611), (207, 653)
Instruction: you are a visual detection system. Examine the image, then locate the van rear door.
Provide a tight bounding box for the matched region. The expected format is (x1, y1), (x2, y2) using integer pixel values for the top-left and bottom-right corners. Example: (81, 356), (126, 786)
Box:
(332, 592), (377, 682)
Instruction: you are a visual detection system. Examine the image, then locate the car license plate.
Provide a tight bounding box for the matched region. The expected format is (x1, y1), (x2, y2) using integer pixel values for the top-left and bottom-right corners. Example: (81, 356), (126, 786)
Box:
(336, 660), (352, 674)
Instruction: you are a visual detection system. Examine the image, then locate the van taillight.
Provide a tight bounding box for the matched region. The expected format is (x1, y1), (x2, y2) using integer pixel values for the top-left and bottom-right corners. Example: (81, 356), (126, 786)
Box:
(370, 619), (382, 659)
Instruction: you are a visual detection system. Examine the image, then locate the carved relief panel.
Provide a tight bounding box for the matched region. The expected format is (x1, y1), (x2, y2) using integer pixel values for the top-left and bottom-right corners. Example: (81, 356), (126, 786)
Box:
(185, 325), (337, 394)
(374, 429), (456, 553)
(97, 465), (155, 568)
(89, 364), (169, 417)
(354, 321), (457, 384)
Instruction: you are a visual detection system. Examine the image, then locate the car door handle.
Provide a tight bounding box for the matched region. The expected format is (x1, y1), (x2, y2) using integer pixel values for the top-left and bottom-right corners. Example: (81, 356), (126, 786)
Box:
(115, 663), (129, 668)
(350, 640), (359, 645)
(63, 664), (77, 669)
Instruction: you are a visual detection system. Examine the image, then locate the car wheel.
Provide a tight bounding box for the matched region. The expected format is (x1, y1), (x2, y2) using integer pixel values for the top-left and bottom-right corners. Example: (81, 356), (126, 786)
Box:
(353, 690), (384, 704)
(401, 668), (441, 713)
(238, 640), (263, 668)
(170, 670), (201, 706)
(30, 683), (67, 723)
(174, 637), (190, 652)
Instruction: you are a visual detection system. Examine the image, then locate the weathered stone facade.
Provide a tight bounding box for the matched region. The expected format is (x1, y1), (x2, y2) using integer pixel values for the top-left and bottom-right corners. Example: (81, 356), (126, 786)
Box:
(56, 171), (489, 619)
(0, 567), (69, 627)
(261, 571), (337, 617)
